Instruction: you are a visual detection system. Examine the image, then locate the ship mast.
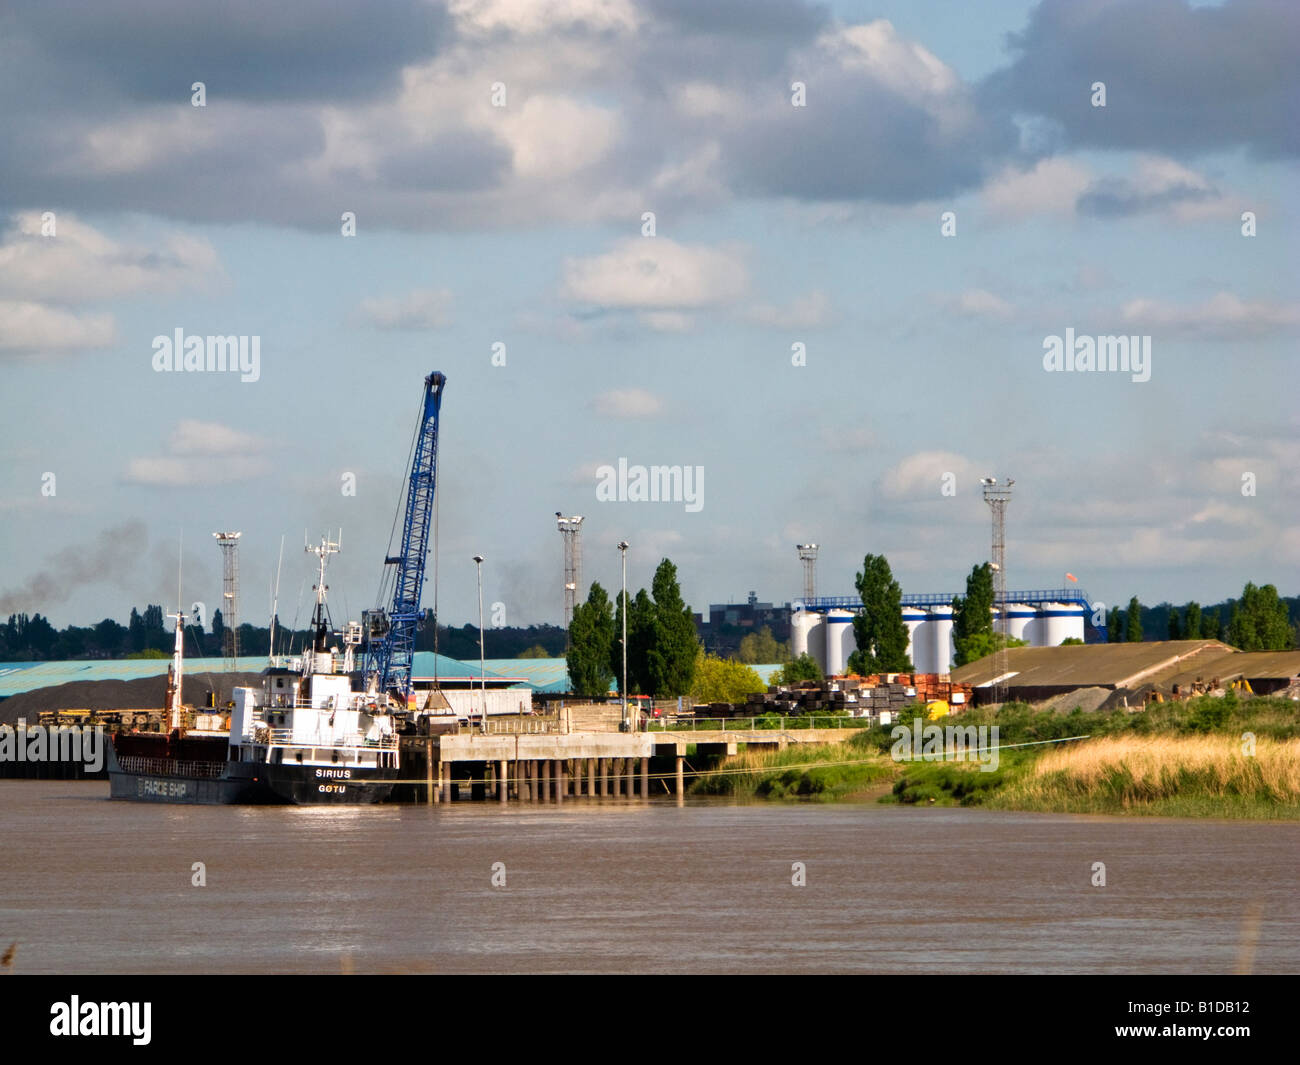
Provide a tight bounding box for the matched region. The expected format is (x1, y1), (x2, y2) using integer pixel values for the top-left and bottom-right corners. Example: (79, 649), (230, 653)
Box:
(306, 532), (341, 654)
(165, 611), (185, 733)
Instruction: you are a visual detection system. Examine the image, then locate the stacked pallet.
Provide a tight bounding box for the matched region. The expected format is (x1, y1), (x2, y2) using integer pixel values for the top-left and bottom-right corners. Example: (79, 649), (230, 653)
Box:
(736, 673), (974, 719)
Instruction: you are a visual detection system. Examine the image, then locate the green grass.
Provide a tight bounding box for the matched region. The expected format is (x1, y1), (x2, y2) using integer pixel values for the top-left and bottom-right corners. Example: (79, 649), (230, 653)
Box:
(689, 696), (1300, 817)
(688, 742), (896, 801)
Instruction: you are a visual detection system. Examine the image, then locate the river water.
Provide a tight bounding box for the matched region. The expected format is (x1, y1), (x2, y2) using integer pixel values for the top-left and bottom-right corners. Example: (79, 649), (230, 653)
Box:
(1, 781), (1296, 974)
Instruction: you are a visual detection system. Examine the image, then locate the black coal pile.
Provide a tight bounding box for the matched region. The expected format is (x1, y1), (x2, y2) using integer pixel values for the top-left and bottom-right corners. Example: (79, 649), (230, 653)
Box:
(0, 672), (263, 726)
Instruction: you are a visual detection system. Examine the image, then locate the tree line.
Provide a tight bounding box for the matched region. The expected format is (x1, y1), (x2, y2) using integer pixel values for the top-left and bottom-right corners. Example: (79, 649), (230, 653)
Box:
(0, 605), (567, 662)
(1107, 583), (1297, 650)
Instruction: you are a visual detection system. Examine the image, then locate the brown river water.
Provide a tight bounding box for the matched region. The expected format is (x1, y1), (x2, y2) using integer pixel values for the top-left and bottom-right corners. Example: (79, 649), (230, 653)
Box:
(1, 781), (1296, 974)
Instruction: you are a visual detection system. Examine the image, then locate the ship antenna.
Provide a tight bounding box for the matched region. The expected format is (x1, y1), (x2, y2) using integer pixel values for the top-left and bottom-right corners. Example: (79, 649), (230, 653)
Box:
(268, 534), (285, 663)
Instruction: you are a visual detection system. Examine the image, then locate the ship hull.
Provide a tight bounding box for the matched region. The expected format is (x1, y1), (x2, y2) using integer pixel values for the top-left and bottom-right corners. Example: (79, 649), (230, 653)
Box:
(106, 738), (397, 805)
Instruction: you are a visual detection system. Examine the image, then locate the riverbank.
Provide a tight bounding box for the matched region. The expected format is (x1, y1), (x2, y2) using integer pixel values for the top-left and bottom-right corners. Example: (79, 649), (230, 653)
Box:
(688, 694), (1300, 818)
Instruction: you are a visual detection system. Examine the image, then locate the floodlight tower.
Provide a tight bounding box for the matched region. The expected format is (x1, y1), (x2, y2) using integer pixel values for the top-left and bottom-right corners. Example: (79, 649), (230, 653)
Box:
(213, 531), (242, 671)
(796, 544), (819, 604)
(980, 478), (1014, 700)
(556, 513), (584, 635)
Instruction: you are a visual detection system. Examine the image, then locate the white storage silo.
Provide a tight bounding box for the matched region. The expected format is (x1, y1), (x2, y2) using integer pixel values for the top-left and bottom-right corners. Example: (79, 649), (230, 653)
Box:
(791, 610), (826, 673)
(1005, 603), (1035, 643)
(930, 607), (954, 675)
(1042, 603), (1085, 646)
(902, 607), (928, 672)
(824, 609), (856, 675)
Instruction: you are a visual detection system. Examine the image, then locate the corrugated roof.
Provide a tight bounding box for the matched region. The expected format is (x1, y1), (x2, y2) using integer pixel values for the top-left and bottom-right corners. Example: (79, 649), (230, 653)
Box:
(481, 658), (570, 693)
(950, 641), (1300, 692)
(410, 651), (511, 683)
(951, 641), (1232, 689)
(0, 656), (271, 698)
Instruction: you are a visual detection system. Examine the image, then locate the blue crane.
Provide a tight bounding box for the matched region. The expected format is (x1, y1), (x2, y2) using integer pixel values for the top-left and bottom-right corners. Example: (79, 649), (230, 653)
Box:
(363, 371), (446, 703)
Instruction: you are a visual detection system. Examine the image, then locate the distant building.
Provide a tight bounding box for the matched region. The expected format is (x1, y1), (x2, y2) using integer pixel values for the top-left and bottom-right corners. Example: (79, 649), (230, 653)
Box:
(693, 591), (792, 656)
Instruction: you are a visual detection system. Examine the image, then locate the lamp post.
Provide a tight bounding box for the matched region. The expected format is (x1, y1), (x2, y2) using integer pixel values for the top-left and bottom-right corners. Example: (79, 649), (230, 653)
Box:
(473, 554), (486, 735)
(617, 540), (629, 732)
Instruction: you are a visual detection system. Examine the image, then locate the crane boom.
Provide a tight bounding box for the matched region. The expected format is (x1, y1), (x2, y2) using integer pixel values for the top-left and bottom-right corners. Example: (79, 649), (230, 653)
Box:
(364, 371), (446, 702)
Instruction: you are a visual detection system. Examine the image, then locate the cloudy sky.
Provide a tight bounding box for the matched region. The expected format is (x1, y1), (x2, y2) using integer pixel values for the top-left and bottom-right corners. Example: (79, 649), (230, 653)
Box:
(1, 0), (1296, 632)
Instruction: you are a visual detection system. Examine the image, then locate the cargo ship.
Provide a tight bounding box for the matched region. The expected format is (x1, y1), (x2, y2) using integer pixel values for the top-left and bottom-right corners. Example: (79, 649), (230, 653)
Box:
(107, 537), (400, 805)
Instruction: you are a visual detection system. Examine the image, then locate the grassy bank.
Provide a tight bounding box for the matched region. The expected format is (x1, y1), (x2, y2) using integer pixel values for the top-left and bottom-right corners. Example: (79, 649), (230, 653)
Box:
(984, 734), (1300, 818)
(688, 742), (896, 801)
(688, 694), (1300, 817)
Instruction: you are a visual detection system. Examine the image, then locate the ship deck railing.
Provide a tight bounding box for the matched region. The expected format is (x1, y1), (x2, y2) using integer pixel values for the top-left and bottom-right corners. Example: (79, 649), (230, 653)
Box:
(263, 728), (398, 750)
(116, 755), (226, 779)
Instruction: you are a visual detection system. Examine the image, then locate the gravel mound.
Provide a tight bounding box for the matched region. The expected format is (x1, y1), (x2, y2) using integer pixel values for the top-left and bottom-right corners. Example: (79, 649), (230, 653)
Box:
(0, 672), (263, 726)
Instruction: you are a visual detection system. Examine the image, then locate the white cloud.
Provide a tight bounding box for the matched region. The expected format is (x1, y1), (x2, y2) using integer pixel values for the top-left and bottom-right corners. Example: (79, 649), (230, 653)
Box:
(825, 21), (959, 101)
(1121, 292), (1300, 338)
(593, 388), (663, 418)
(561, 238), (748, 309)
(0, 211), (219, 304)
(745, 290), (830, 329)
(982, 157), (1092, 219)
(123, 456), (269, 487)
(360, 288), (454, 329)
(123, 420), (268, 487)
(0, 301), (115, 352)
(637, 311), (693, 332)
(169, 419), (264, 455)
(495, 95), (621, 180)
(450, 0), (642, 36)
(952, 288), (1014, 318)
(877, 450), (982, 500)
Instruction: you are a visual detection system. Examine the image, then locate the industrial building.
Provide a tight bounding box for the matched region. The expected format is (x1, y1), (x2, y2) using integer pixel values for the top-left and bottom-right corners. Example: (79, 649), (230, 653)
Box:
(791, 588), (1098, 675)
(950, 640), (1300, 705)
(693, 591), (792, 655)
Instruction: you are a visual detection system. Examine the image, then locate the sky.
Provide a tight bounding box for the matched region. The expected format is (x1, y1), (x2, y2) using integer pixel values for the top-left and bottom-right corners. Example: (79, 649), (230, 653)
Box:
(0, 0), (1296, 632)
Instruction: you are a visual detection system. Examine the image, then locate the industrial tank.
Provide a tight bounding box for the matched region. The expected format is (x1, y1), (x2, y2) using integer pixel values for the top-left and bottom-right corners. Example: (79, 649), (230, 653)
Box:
(791, 609), (826, 673)
(930, 607), (955, 675)
(824, 609), (856, 675)
(902, 607), (928, 672)
(1042, 603), (1085, 646)
(1004, 604), (1035, 643)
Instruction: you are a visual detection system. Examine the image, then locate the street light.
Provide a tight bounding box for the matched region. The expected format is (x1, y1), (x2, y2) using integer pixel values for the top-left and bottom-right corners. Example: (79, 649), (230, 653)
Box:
(617, 540), (629, 732)
(473, 555), (486, 735)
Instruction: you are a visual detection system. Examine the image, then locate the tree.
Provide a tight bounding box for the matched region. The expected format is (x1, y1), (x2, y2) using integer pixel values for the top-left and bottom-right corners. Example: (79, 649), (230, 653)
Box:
(1227, 582), (1293, 650)
(647, 558), (698, 697)
(955, 631), (1028, 663)
(519, 644), (550, 659)
(1168, 608), (1182, 640)
(1125, 596), (1143, 642)
(1184, 601), (1202, 640)
(690, 649), (766, 704)
(738, 625), (786, 664)
(129, 607), (146, 652)
(93, 618), (125, 654)
(210, 608), (225, 657)
(770, 653), (822, 686)
(566, 582), (615, 696)
(847, 554), (912, 674)
(951, 562), (994, 667)
(1060, 636), (1084, 646)
(1107, 606), (1124, 642)
(611, 588), (655, 695)
(1204, 608), (1221, 642)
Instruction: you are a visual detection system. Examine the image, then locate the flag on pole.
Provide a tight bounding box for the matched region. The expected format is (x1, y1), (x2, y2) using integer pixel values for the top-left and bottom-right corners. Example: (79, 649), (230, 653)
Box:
(1065, 573), (1077, 582)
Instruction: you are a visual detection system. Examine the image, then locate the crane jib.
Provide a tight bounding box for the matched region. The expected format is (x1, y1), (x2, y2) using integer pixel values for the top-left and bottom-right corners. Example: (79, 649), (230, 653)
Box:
(363, 371), (446, 702)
